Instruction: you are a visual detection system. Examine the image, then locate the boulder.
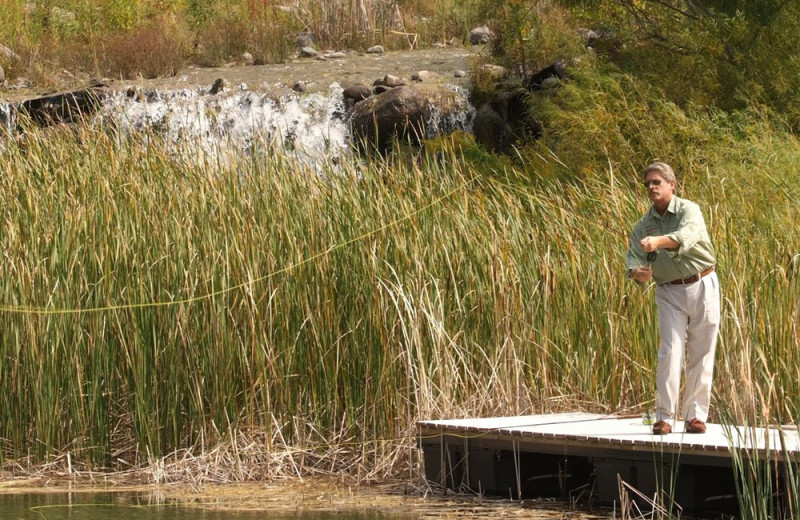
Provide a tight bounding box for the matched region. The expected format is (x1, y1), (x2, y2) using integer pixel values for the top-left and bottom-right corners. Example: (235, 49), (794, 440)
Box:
(349, 85), (431, 154)
(527, 60), (568, 91)
(300, 46), (319, 58)
(469, 26), (494, 45)
(0, 44), (20, 61)
(209, 78), (226, 94)
(18, 86), (108, 127)
(411, 70), (438, 82)
(367, 45), (385, 54)
(472, 89), (541, 152)
(343, 84), (372, 102)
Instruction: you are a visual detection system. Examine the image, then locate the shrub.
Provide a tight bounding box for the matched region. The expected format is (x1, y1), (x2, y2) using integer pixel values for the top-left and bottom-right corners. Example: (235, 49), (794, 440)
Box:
(100, 20), (187, 79)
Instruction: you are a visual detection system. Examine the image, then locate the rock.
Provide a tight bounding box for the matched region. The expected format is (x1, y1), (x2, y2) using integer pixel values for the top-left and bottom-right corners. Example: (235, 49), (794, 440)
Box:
(527, 61), (568, 91)
(472, 89), (541, 152)
(343, 84), (372, 102)
(242, 52), (254, 65)
(469, 26), (494, 45)
(366, 45), (385, 54)
(18, 86), (109, 127)
(454, 70), (466, 78)
(0, 44), (20, 61)
(476, 64), (509, 83)
(209, 78), (226, 94)
(292, 81), (307, 92)
(324, 51), (347, 59)
(0, 64), (5, 87)
(300, 46), (319, 58)
(295, 32), (314, 48)
(382, 74), (405, 88)
(349, 85), (431, 154)
(411, 70), (438, 82)
(9, 77), (32, 89)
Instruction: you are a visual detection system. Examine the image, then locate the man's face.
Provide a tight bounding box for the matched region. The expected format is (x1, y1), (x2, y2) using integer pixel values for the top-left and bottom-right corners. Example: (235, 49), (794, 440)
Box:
(643, 172), (674, 206)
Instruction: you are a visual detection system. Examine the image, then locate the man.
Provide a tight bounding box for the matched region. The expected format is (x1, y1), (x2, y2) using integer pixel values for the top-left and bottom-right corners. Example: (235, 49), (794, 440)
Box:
(626, 162), (720, 435)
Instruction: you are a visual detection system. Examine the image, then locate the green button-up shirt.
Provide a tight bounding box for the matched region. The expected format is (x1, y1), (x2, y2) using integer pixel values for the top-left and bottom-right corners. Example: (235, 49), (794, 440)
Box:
(626, 195), (716, 285)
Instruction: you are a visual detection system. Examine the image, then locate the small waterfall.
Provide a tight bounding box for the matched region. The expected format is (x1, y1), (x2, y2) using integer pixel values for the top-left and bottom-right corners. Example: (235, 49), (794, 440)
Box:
(99, 82), (475, 167)
(1, 81), (475, 166)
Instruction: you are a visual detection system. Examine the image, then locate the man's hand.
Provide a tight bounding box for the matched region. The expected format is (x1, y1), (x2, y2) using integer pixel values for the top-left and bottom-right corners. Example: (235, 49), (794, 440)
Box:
(640, 235), (679, 253)
(630, 266), (653, 283)
(639, 236), (660, 252)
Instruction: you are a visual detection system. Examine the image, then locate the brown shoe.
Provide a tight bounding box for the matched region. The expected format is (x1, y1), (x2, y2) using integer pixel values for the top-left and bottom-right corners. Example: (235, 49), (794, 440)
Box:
(652, 420), (672, 435)
(685, 418), (707, 434)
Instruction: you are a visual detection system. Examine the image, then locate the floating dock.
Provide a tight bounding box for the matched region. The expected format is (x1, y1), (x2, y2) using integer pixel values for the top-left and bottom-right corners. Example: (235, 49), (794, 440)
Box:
(417, 412), (799, 513)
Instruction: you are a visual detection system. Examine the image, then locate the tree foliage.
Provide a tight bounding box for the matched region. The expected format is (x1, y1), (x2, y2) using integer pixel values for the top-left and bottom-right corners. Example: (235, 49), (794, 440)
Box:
(569, 0), (800, 127)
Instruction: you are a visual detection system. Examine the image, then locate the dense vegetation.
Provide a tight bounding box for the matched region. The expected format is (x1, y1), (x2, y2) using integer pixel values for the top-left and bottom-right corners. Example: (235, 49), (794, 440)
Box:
(2, 1), (800, 517)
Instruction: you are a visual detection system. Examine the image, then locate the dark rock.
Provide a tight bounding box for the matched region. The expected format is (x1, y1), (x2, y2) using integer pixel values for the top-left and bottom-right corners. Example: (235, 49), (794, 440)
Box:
(527, 61), (567, 91)
(343, 84), (372, 102)
(18, 86), (108, 127)
(473, 89), (541, 152)
(349, 85), (431, 154)
(209, 78), (225, 94)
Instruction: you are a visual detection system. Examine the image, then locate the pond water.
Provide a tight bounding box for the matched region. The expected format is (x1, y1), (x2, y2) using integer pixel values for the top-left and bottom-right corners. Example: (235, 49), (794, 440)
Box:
(0, 492), (413, 520)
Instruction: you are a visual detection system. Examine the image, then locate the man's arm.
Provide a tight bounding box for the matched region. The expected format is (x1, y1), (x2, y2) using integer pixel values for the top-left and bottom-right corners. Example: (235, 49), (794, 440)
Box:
(639, 235), (679, 252)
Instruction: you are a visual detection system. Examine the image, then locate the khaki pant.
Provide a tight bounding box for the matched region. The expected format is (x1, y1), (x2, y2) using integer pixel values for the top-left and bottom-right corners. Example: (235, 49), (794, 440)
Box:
(654, 271), (720, 423)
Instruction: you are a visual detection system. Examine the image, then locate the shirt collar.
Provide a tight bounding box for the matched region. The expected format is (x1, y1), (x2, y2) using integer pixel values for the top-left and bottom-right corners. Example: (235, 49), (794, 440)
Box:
(649, 195), (679, 219)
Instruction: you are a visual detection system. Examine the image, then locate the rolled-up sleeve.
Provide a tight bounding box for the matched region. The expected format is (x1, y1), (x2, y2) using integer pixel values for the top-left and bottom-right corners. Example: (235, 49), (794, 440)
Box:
(664, 202), (705, 258)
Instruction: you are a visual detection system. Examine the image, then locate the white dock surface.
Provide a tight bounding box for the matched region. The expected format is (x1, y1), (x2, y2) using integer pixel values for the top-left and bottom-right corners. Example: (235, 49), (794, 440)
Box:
(418, 412), (800, 460)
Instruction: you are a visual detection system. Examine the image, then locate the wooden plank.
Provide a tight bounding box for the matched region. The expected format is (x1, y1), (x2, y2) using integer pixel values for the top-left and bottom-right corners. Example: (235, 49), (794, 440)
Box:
(418, 412), (800, 462)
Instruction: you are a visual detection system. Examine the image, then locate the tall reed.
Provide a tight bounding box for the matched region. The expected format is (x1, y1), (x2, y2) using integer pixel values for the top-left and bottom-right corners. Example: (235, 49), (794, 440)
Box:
(0, 107), (799, 491)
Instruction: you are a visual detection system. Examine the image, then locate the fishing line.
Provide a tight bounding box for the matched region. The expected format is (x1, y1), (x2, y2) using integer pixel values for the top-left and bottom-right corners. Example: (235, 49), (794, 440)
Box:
(0, 174), (479, 316)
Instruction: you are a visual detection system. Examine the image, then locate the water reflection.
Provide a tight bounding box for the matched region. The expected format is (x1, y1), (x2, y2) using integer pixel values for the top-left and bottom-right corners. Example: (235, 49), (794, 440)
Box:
(0, 492), (412, 520)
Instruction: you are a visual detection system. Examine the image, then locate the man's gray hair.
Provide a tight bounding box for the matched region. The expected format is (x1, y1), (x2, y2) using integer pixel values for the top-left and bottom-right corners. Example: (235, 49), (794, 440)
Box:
(643, 162), (677, 183)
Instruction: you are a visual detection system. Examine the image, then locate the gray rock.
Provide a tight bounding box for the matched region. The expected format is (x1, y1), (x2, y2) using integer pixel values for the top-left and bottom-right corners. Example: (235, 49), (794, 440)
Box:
(300, 46), (319, 58)
(454, 70), (466, 78)
(292, 81), (307, 92)
(324, 51), (347, 59)
(382, 74), (405, 87)
(295, 32), (314, 48)
(0, 44), (20, 61)
(0, 64), (5, 87)
(469, 26), (494, 45)
(411, 70), (438, 82)
(350, 85), (430, 153)
(242, 52), (254, 65)
(343, 84), (372, 102)
(367, 45), (385, 54)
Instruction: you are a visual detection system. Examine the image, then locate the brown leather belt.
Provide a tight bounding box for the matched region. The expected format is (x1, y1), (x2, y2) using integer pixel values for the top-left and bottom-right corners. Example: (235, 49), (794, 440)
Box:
(668, 266), (715, 285)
